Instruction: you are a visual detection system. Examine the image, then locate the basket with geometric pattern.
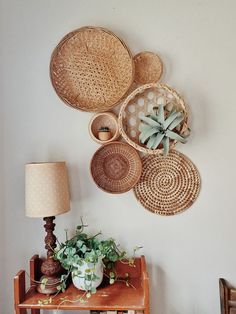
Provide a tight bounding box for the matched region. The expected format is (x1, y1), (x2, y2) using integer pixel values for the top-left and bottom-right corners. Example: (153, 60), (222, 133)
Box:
(118, 83), (189, 155)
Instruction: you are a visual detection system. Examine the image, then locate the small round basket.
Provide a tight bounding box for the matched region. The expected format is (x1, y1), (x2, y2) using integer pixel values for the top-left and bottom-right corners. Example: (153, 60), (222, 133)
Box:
(89, 112), (120, 144)
(90, 142), (142, 194)
(50, 26), (134, 112)
(118, 83), (189, 155)
(134, 51), (163, 84)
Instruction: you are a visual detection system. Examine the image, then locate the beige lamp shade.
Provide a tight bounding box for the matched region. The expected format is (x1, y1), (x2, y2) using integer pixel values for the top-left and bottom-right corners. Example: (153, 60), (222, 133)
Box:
(25, 162), (70, 218)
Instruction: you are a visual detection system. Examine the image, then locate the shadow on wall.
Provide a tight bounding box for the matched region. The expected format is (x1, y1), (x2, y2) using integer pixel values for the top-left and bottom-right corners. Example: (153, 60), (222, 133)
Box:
(149, 263), (168, 314)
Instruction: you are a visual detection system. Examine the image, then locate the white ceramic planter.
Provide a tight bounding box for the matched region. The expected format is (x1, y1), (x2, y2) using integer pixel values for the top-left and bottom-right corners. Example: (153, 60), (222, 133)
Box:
(72, 259), (104, 291)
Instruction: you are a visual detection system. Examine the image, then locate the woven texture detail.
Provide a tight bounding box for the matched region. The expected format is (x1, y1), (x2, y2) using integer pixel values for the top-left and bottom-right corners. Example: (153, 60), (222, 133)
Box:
(134, 51), (163, 84)
(90, 142), (142, 194)
(118, 83), (189, 155)
(50, 27), (134, 112)
(133, 150), (200, 215)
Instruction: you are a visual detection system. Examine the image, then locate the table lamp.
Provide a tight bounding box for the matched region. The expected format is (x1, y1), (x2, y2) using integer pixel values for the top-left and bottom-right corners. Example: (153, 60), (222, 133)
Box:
(25, 162), (70, 294)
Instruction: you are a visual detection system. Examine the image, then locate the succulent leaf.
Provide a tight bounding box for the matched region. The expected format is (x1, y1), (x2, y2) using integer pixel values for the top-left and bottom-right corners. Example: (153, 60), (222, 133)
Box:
(141, 116), (161, 128)
(163, 110), (180, 129)
(139, 127), (159, 144)
(146, 134), (157, 149)
(162, 137), (170, 156)
(152, 133), (165, 149)
(157, 105), (165, 124)
(147, 114), (159, 122)
(139, 124), (152, 133)
(168, 115), (184, 131)
(165, 130), (187, 143)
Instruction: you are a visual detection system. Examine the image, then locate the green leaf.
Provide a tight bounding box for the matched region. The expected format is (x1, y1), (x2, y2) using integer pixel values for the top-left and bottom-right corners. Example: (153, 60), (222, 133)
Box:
(162, 110), (180, 129)
(80, 245), (87, 254)
(76, 240), (83, 248)
(147, 114), (159, 122)
(141, 116), (161, 128)
(165, 130), (188, 143)
(146, 134), (157, 149)
(139, 127), (159, 144)
(157, 105), (164, 124)
(152, 133), (165, 149)
(168, 114), (184, 131)
(109, 271), (115, 279)
(162, 137), (170, 156)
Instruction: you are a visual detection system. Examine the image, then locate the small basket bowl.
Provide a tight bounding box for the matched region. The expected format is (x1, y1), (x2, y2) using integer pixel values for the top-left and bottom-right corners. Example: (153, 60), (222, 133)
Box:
(89, 112), (120, 144)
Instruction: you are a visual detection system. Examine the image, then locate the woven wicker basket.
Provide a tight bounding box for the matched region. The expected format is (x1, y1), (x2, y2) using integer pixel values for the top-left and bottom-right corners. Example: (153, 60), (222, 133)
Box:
(50, 26), (134, 112)
(90, 142), (142, 194)
(134, 51), (163, 84)
(118, 83), (189, 155)
(89, 112), (120, 144)
(133, 150), (201, 215)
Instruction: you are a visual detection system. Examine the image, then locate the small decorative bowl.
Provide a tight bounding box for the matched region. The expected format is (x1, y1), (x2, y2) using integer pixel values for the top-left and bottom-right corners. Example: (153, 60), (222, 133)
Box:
(89, 112), (120, 144)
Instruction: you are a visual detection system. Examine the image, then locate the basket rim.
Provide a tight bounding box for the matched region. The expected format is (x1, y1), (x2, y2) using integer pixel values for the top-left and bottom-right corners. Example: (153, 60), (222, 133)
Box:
(49, 26), (135, 112)
(118, 82), (189, 155)
(88, 112), (120, 144)
(90, 141), (142, 194)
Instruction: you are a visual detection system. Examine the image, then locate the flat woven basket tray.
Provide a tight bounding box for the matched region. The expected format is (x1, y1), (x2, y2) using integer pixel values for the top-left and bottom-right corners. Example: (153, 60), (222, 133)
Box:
(118, 83), (189, 155)
(90, 142), (142, 194)
(50, 26), (134, 112)
(133, 150), (201, 215)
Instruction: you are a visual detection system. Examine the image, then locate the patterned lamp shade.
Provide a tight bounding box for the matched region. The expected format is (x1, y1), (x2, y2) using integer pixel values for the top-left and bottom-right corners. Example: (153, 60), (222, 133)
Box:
(25, 162), (70, 218)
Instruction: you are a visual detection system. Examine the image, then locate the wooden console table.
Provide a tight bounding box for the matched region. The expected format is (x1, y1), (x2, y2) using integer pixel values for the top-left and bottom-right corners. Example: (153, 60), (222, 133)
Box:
(14, 255), (150, 314)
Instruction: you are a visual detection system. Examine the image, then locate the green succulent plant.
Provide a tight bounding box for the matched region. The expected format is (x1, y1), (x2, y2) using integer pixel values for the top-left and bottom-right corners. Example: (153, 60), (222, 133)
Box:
(99, 126), (110, 132)
(139, 105), (190, 156)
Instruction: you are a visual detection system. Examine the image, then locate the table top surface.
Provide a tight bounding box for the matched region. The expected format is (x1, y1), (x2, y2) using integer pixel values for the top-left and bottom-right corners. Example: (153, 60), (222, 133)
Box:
(19, 278), (145, 310)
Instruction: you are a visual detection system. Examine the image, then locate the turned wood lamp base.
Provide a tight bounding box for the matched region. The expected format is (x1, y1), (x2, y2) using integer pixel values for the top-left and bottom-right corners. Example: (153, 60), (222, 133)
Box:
(37, 216), (62, 294)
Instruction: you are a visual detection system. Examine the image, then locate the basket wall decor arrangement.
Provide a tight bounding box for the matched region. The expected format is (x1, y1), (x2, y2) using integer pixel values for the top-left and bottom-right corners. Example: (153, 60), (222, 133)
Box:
(49, 25), (201, 215)
(89, 112), (120, 144)
(118, 83), (189, 155)
(90, 142), (142, 194)
(133, 150), (201, 215)
(134, 51), (163, 84)
(50, 26), (134, 112)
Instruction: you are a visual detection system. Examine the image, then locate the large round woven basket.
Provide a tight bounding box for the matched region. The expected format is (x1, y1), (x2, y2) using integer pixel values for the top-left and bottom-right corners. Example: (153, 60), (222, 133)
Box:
(133, 150), (200, 215)
(50, 26), (134, 112)
(118, 83), (189, 155)
(90, 142), (142, 194)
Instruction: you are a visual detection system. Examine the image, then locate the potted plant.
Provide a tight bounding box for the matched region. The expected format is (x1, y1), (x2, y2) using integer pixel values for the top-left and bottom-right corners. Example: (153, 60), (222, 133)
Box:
(139, 105), (190, 156)
(98, 126), (112, 141)
(53, 221), (140, 298)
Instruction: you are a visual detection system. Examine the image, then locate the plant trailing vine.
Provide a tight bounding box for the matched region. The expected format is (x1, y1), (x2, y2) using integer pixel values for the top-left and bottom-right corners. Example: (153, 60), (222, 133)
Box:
(37, 220), (141, 306)
(139, 105), (190, 156)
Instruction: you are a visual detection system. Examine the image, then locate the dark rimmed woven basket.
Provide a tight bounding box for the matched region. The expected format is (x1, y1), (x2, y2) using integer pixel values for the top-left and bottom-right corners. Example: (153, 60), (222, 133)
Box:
(90, 142), (142, 194)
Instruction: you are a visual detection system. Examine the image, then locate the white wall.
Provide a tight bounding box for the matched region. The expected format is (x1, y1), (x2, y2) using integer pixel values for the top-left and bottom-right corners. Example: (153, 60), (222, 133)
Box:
(1, 0), (236, 313)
